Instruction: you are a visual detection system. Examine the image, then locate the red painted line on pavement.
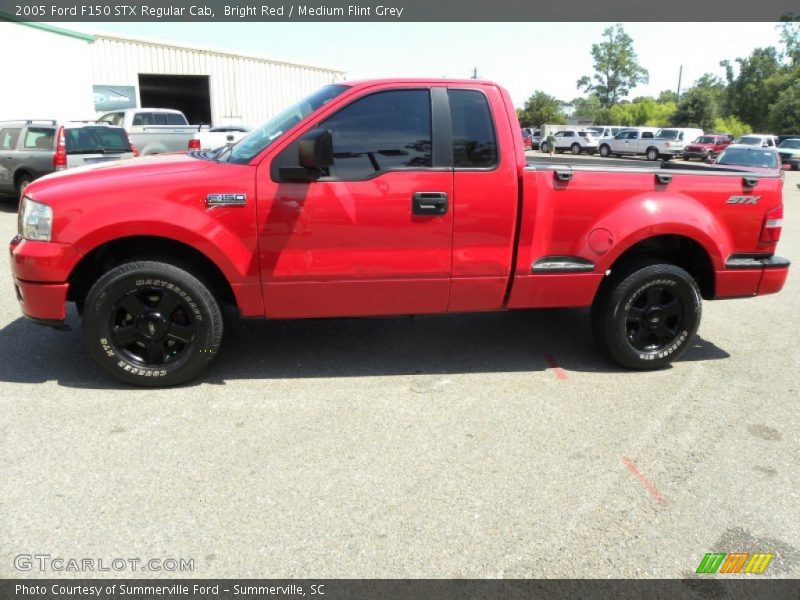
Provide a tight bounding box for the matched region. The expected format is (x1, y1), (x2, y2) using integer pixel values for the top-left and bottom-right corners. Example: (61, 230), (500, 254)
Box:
(622, 456), (666, 505)
(543, 353), (567, 380)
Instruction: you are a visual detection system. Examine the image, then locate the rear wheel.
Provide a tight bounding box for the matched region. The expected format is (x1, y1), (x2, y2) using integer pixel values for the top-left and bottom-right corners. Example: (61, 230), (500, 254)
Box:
(645, 147), (659, 161)
(591, 260), (701, 370)
(599, 145), (611, 157)
(540, 142), (548, 153)
(571, 143), (581, 155)
(82, 261), (223, 386)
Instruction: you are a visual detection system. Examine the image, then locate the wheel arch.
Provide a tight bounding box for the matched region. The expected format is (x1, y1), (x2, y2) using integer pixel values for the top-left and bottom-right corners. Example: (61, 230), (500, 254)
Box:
(67, 235), (238, 313)
(602, 234), (716, 300)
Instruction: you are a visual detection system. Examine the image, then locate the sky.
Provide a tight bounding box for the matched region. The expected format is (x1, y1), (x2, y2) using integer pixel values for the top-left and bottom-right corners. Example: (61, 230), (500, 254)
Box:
(66, 22), (785, 108)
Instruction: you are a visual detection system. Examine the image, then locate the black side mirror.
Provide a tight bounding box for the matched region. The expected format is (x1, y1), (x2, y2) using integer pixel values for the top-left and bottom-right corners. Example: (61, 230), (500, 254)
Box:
(299, 128), (333, 170)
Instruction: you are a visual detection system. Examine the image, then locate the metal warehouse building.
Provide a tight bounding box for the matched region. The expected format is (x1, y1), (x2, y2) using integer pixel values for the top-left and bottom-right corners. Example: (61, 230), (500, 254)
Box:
(0, 20), (345, 126)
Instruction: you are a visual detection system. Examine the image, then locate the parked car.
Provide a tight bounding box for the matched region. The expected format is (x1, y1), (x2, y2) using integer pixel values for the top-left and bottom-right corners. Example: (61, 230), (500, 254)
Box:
(98, 108), (198, 155)
(776, 138), (800, 170)
(735, 134), (779, 148)
(521, 127), (534, 150)
(650, 128), (704, 160)
(598, 127), (659, 158)
(682, 134), (734, 161)
(710, 144), (783, 172)
(0, 120), (136, 197)
(189, 125), (252, 151)
(550, 129), (599, 154)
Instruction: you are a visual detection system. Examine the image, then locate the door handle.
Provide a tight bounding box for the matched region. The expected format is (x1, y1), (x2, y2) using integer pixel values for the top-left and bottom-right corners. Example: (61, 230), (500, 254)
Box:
(412, 191), (448, 216)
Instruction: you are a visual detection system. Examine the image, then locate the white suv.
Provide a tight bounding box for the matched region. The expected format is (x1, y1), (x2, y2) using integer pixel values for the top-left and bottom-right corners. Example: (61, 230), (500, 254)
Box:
(550, 129), (599, 154)
(736, 134), (779, 148)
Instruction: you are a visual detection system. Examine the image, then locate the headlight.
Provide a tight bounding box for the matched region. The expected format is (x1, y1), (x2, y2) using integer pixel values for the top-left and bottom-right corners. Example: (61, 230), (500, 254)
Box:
(18, 196), (53, 242)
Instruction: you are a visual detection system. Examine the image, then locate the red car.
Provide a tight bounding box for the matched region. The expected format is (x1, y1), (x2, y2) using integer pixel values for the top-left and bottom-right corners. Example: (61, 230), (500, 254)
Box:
(682, 134), (734, 160)
(10, 79), (789, 385)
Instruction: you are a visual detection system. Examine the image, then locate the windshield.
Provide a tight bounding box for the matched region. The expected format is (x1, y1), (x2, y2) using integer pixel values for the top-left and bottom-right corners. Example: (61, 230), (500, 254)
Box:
(66, 127), (131, 153)
(738, 136), (761, 145)
(778, 139), (800, 149)
(656, 129), (680, 140)
(717, 147), (778, 168)
(694, 136), (717, 144)
(224, 84), (348, 164)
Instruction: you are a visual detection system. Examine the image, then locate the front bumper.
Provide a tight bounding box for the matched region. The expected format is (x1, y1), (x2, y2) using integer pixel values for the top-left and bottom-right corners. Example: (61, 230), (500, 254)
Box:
(715, 255), (790, 298)
(9, 235), (81, 326)
(682, 150), (712, 159)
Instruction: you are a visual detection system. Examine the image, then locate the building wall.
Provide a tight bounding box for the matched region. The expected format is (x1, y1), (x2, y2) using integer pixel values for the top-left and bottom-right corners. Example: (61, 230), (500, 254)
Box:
(0, 22), (96, 122)
(89, 35), (345, 126)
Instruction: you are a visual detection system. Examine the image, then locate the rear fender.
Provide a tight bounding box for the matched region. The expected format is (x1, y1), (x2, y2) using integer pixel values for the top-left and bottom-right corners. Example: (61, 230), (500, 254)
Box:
(585, 193), (732, 272)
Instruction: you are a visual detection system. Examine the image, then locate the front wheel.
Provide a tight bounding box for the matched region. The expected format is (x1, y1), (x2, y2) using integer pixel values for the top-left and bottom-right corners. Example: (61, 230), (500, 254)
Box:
(571, 143), (581, 155)
(646, 147), (659, 161)
(591, 261), (701, 370)
(82, 261), (223, 386)
(540, 142), (548, 153)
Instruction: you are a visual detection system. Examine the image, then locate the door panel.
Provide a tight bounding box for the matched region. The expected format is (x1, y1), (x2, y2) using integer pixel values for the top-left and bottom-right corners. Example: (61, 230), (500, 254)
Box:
(257, 86), (454, 319)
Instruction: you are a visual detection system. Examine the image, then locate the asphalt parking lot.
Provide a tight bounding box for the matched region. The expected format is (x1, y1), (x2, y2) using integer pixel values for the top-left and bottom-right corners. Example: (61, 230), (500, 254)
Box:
(0, 161), (798, 579)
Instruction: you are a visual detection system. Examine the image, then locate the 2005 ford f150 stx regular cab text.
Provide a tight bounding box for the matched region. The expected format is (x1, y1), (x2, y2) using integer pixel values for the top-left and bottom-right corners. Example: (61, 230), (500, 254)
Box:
(10, 79), (790, 386)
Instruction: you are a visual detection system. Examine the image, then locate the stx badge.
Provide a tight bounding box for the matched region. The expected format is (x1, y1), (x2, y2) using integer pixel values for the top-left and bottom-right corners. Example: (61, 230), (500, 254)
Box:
(727, 195), (760, 205)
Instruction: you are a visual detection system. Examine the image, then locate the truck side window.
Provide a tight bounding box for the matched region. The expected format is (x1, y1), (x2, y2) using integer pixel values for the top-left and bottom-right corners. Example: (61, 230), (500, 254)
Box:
(165, 113), (187, 125)
(642, 132), (654, 139)
(0, 128), (21, 150)
(132, 113), (154, 126)
(448, 90), (498, 168)
(320, 89), (432, 180)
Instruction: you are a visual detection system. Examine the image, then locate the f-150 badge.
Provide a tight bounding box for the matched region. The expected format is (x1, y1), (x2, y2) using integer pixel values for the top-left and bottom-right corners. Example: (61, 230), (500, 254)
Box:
(207, 193), (247, 206)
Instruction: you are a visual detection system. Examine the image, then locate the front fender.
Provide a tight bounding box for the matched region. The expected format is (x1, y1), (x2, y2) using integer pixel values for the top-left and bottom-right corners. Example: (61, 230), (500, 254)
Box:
(61, 200), (258, 286)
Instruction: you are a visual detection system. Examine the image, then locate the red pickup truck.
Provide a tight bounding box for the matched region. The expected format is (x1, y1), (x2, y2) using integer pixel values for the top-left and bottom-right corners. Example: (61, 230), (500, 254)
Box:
(10, 79), (790, 386)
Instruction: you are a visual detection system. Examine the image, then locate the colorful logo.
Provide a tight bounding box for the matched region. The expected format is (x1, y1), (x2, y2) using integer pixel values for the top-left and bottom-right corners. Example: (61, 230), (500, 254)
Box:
(696, 552), (773, 574)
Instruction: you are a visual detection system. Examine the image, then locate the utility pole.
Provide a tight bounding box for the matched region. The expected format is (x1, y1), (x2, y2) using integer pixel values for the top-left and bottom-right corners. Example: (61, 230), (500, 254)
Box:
(471, 67), (478, 80)
(676, 65), (683, 100)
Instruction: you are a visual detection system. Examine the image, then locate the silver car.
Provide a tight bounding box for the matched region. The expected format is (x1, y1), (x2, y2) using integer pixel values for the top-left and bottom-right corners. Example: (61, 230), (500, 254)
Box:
(0, 120), (136, 197)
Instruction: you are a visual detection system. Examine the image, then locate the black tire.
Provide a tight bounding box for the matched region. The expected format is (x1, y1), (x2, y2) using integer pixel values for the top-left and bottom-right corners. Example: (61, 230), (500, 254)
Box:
(599, 145), (611, 157)
(82, 261), (223, 386)
(540, 142), (548, 153)
(645, 147), (659, 161)
(16, 174), (33, 197)
(571, 143), (581, 155)
(591, 260), (702, 370)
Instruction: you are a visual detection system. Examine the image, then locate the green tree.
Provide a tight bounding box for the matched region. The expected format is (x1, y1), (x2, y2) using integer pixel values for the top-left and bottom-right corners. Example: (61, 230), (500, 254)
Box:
(713, 116), (751, 138)
(570, 95), (603, 120)
(517, 91), (566, 128)
(720, 47), (784, 131)
(778, 19), (799, 66)
(658, 90), (678, 104)
(577, 24), (649, 108)
(768, 77), (800, 132)
(673, 75), (725, 131)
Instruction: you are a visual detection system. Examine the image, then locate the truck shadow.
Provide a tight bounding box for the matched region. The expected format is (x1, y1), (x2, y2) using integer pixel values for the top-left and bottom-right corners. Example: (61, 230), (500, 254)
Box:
(0, 194), (20, 213)
(0, 307), (730, 389)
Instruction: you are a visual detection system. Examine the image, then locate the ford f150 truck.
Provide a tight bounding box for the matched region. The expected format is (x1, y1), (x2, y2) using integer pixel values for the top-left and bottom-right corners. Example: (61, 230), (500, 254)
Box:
(10, 79), (790, 386)
(97, 108), (198, 155)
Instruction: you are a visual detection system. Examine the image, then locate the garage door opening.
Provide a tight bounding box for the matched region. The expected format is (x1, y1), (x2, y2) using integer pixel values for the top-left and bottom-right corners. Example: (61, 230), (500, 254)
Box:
(138, 74), (212, 125)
